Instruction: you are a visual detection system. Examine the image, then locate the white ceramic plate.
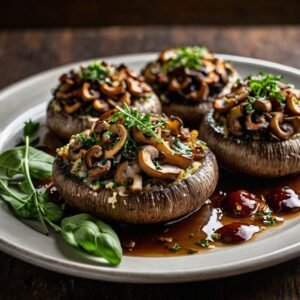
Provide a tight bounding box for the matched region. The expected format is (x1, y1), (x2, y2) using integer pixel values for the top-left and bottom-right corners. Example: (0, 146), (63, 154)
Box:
(0, 53), (299, 283)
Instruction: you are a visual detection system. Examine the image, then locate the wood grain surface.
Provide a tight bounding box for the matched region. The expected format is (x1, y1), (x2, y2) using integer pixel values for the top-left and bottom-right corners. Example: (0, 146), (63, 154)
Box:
(0, 26), (300, 300)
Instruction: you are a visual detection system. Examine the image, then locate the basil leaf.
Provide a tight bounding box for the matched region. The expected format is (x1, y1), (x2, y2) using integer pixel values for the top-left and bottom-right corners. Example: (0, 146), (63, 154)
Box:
(42, 201), (63, 223)
(0, 146), (54, 179)
(61, 213), (122, 265)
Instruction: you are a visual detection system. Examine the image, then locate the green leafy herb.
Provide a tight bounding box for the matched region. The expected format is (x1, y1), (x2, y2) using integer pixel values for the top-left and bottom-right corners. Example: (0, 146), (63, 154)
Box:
(153, 160), (162, 170)
(195, 239), (210, 248)
(115, 103), (163, 142)
(24, 120), (40, 138)
(61, 213), (122, 266)
(79, 135), (98, 148)
(0, 137), (122, 266)
(211, 233), (221, 240)
(172, 139), (192, 156)
(162, 46), (208, 71)
(122, 136), (140, 160)
(79, 61), (109, 82)
(169, 243), (181, 252)
(247, 72), (285, 103)
(256, 211), (279, 226)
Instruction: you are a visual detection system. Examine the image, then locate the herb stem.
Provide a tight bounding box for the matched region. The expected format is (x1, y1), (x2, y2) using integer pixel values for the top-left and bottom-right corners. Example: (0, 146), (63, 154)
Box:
(0, 178), (28, 203)
(115, 104), (162, 142)
(23, 137), (48, 235)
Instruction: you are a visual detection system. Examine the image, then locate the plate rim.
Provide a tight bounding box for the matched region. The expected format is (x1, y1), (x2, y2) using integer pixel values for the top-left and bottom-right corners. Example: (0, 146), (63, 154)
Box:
(0, 52), (299, 283)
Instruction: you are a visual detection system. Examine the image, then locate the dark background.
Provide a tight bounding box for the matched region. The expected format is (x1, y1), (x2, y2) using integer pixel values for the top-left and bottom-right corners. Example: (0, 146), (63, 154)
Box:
(1, 0), (300, 28)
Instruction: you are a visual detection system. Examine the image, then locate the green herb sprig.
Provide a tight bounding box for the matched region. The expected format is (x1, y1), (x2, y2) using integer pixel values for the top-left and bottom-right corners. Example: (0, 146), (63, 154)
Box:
(162, 46), (208, 71)
(0, 137), (122, 265)
(114, 103), (163, 142)
(79, 61), (109, 82)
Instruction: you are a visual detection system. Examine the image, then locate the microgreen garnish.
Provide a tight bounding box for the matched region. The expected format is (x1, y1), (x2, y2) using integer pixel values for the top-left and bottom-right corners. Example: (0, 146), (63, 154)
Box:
(79, 135), (98, 148)
(247, 72), (285, 103)
(169, 243), (181, 251)
(195, 239), (210, 248)
(172, 139), (193, 156)
(79, 61), (109, 82)
(162, 46), (208, 71)
(0, 137), (122, 265)
(154, 160), (162, 170)
(122, 137), (140, 161)
(115, 103), (163, 142)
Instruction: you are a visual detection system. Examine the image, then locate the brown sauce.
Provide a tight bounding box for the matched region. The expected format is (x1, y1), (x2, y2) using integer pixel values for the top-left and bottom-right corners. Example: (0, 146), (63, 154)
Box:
(41, 130), (300, 257)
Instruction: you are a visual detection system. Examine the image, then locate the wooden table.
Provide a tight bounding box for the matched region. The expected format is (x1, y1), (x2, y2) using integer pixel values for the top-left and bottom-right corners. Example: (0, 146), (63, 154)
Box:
(0, 26), (299, 299)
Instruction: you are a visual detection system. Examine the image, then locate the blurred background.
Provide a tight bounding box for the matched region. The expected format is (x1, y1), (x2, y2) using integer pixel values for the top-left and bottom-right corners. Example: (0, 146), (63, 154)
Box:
(1, 0), (299, 27)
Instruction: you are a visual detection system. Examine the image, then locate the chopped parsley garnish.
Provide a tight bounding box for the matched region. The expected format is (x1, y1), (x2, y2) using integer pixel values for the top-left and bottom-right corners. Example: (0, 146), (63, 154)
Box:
(256, 211), (279, 226)
(172, 139), (192, 156)
(195, 239), (210, 248)
(79, 61), (108, 81)
(169, 243), (181, 252)
(154, 160), (162, 170)
(211, 233), (221, 240)
(247, 72), (285, 103)
(122, 137), (140, 160)
(162, 46), (208, 71)
(24, 120), (40, 137)
(79, 135), (98, 148)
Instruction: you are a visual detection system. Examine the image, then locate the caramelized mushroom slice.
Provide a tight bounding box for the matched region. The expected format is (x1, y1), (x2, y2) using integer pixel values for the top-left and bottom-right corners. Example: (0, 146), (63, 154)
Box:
(119, 92), (132, 105)
(115, 161), (143, 192)
(186, 82), (209, 102)
(285, 116), (300, 133)
(92, 99), (110, 112)
(88, 160), (111, 177)
(270, 112), (294, 139)
(166, 116), (183, 136)
(93, 120), (110, 135)
(286, 95), (300, 115)
(63, 102), (82, 114)
(214, 98), (236, 113)
(85, 145), (103, 169)
(253, 100), (272, 112)
(104, 124), (128, 159)
(138, 146), (182, 180)
(126, 78), (151, 96)
(159, 48), (178, 62)
(81, 82), (100, 101)
(245, 114), (268, 131)
(100, 82), (125, 96)
(132, 126), (161, 146)
(68, 141), (84, 161)
(98, 109), (118, 122)
(227, 105), (244, 136)
(156, 142), (193, 169)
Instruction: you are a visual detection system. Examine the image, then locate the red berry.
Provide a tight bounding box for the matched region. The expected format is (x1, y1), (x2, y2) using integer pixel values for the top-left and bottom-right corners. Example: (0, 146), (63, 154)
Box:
(223, 190), (258, 217)
(268, 187), (300, 213)
(215, 222), (260, 243)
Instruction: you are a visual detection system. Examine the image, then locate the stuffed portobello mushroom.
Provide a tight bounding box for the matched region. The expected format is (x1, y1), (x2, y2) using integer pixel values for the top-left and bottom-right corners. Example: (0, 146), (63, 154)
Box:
(53, 105), (218, 224)
(200, 72), (300, 177)
(47, 61), (161, 140)
(142, 46), (238, 126)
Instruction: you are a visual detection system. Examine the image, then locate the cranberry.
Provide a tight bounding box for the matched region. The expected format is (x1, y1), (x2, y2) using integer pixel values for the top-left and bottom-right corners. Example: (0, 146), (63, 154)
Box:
(268, 187), (300, 213)
(223, 190), (258, 217)
(215, 222), (260, 243)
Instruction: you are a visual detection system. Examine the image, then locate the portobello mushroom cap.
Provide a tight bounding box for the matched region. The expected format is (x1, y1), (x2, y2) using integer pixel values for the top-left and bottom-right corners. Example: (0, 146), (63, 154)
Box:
(47, 62), (161, 141)
(200, 112), (300, 177)
(142, 46), (239, 128)
(53, 149), (218, 224)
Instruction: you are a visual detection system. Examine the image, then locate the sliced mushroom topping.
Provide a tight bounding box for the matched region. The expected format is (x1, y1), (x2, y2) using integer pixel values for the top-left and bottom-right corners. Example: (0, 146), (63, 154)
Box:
(156, 142), (193, 169)
(270, 112), (294, 139)
(159, 48), (178, 62)
(285, 116), (300, 133)
(214, 98), (236, 112)
(68, 141), (84, 161)
(63, 102), (82, 114)
(226, 105), (244, 136)
(81, 82), (100, 101)
(115, 161), (143, 192)
(253, 100), (272, 112)
(88, 160), (111, 177)
(126, 78), (151, 96)
(93, 120), (110, 135)
(104, 124), (128, 159)
(186, 81), (209, 101)
(100, 82), (125, 96)
(245, 114), (268, 131)
(132, 126), (161, 146)
(166, 116), (183, 136)
(286, 95), (300, 115)
(98, 109), (118, 122)
(92, 99), (110, 112)
(119, 92), (132, 105)
(138, 145), (182, 180)
(85, 145), (103, 169)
